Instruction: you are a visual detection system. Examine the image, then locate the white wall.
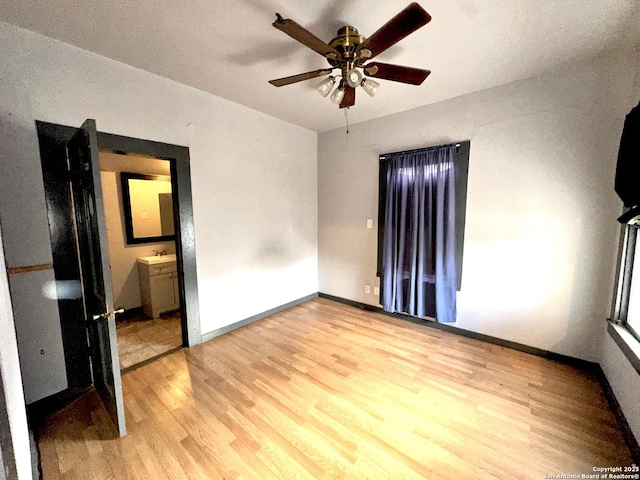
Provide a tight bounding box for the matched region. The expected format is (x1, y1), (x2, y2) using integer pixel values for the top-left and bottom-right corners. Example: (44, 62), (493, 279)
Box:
(0, 21), (317, 402)
(0, 221), (32, 479)
(601, 329), (640, 440)
(0, 31), (68, 404)
(318, 48), (639, 363)
(188, 123), (318, 332)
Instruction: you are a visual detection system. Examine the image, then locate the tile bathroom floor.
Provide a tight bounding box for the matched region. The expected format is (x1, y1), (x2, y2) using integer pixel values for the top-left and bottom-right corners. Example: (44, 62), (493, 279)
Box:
(115, 310), (182, 370)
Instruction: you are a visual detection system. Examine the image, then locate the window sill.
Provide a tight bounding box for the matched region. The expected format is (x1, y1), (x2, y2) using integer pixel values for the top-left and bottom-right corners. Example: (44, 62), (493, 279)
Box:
(608, 321), (640, 375)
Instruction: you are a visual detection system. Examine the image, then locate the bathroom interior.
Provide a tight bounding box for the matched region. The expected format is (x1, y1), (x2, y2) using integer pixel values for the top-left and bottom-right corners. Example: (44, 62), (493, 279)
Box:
(99, 151), (183, 371)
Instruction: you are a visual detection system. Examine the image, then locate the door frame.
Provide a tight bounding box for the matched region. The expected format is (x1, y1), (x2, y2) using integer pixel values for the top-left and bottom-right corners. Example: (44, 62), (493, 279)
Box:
(97, 130), (201, 348)
(37, 121), (201, 390)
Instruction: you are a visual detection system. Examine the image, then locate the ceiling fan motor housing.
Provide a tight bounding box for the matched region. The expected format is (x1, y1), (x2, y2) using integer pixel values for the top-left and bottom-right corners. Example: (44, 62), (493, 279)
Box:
(328, 26), (366, 66)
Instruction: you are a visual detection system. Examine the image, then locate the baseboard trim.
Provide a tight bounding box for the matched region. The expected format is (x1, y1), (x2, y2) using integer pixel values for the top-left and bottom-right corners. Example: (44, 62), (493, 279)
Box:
(318, 292), (599, 371)
(595, 365), (640, 464)
(200, 293), (319, 343)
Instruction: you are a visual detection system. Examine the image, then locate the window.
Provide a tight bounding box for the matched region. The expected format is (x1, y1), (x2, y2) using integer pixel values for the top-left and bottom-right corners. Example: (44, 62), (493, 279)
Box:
(613, 223), (640, 342)
(377, 141), (470, 291)
(375, 142), (470, 323)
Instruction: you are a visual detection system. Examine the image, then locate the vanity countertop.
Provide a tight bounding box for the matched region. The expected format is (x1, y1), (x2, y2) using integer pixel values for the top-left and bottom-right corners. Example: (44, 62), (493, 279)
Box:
(137, 254), (177, 265)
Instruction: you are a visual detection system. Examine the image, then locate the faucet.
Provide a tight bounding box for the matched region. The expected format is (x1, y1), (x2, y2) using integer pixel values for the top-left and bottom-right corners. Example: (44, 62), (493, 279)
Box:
(153, 250), (168, 256)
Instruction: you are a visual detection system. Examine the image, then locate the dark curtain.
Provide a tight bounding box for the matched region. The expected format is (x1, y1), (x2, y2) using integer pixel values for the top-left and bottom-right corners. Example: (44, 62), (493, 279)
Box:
(381, 144), (457, 322)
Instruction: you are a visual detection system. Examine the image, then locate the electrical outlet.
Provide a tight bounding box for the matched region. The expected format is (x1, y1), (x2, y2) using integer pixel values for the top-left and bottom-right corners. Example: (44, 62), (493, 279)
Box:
(374, 286), (380, 296)
(367, 219), (373, 229)
(365, 285), (371, 294)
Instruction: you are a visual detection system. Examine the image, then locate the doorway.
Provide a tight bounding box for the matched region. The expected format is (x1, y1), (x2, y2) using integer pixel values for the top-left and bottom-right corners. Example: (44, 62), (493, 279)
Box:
(35, 120), (201, 411)
(99, 152), (183, 370)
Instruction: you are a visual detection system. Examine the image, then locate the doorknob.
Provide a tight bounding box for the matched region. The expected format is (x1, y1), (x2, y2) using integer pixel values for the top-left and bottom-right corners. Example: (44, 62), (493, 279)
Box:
(92, 307), (125, 321)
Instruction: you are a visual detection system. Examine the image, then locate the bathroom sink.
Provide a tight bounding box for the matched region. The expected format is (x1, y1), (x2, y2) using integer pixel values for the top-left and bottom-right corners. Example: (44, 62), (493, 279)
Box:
(137, 253), (177, 265)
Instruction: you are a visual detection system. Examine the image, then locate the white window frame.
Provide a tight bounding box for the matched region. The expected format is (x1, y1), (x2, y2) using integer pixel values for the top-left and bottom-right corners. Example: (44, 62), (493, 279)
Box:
(612, 222), (640, 343)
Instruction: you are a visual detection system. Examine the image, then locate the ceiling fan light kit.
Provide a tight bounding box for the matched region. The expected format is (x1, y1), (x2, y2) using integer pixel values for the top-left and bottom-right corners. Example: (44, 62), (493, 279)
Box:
(361, 78), (380, 97)
(330, 84), (346, 105)
(346, 68), (363, 88)
(269, 3), (432, 110)
(316, 76), (336, 97)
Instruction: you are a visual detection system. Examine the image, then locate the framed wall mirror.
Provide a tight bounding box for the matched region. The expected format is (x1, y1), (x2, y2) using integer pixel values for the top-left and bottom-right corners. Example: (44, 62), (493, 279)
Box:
(121, 172), (175, 244)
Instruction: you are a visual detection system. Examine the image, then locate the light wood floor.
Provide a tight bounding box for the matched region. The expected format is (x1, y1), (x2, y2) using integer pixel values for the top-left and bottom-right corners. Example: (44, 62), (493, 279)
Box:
(116, 311), (182, 369)
(37, 298), (633, 479)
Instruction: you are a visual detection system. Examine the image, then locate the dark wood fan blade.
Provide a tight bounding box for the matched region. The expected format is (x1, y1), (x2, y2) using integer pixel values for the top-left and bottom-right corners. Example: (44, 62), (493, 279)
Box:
(340, 85), (356, 109)
(269, 68), (334, 87)
(364, 62), (431, 85)
(357, 3), (431, 60)
(273, 14), (341, 60)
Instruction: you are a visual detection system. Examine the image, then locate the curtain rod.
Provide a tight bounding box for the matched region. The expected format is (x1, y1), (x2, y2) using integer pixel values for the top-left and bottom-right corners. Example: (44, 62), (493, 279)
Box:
(379, 141), (466, 160)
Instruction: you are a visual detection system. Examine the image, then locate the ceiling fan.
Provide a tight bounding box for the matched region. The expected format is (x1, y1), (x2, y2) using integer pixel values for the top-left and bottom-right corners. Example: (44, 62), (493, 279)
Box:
(268, 2), (432, 110)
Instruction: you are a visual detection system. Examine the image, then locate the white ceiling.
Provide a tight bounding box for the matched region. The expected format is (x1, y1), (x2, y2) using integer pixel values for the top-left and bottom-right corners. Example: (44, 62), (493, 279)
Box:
(1, 0), (639, 132)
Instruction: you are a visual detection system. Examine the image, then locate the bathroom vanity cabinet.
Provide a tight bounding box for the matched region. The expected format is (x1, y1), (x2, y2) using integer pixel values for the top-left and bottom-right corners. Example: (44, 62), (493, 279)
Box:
(137, 254), (179, 318)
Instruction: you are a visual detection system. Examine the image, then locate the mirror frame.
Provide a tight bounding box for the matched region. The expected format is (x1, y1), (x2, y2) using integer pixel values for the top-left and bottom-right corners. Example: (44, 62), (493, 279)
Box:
(120, 172), (175, 245)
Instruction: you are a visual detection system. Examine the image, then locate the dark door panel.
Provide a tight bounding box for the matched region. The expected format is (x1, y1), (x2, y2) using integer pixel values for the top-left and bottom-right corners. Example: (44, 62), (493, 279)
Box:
(67, 119), (126, 437)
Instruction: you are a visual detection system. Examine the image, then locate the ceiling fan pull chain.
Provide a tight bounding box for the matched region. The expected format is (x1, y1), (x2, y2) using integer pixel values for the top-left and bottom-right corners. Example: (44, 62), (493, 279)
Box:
(345, 107), (350, 134)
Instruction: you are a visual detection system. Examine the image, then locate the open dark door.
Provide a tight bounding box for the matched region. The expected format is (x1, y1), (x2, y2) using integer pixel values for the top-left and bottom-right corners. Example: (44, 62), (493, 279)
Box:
(67, 119), (126, 437)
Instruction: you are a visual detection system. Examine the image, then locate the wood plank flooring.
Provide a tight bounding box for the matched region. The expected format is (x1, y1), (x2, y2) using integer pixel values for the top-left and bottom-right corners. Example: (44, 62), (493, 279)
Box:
(37, 298), (634, 479)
